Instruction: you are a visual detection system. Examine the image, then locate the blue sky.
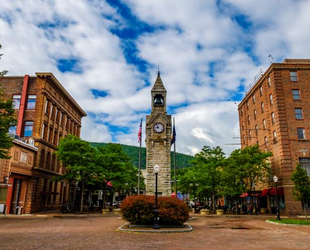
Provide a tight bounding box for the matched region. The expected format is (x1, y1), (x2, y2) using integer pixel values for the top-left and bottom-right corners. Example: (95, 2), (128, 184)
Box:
(1, 0), (310, 155)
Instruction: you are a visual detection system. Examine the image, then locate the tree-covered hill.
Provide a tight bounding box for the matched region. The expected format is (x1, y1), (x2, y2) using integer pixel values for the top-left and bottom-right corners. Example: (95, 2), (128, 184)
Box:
(91, 142), (194, 169)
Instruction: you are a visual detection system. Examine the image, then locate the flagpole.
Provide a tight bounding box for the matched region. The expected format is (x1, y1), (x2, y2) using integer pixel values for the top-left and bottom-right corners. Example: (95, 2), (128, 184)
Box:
(138, 118), (142, 196)
(173, 117), (177, 196)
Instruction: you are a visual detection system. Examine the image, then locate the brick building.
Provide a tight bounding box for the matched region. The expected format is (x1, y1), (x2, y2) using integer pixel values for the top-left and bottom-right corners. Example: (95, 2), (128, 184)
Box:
(0, 73), (86, 214)
(238, 59), (310, 215)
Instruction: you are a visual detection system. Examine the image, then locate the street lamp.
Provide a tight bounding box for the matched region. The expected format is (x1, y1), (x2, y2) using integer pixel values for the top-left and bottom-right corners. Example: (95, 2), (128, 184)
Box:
(273, 175), (281, 220)
(153, 164), (160, 229)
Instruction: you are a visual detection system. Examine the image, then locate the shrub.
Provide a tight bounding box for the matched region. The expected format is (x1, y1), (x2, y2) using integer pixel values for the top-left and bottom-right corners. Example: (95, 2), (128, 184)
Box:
(120, 195), (189, 225)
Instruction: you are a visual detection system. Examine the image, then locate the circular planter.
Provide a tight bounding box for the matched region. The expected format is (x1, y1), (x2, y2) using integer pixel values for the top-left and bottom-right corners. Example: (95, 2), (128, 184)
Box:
(261, 208), (267, 214)
(102, 208), (110, 215)
(200, 209), (210, 215)
(216, 209), (224, 215)
(113, 208), (122, 215)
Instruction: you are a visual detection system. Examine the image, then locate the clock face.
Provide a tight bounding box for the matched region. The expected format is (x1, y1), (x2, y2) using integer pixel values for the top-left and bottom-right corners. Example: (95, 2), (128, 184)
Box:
(153, 123), (164, 133)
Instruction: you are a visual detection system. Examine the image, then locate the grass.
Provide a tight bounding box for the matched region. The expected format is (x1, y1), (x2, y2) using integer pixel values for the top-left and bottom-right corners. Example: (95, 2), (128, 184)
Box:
(268, 218), (310, 225)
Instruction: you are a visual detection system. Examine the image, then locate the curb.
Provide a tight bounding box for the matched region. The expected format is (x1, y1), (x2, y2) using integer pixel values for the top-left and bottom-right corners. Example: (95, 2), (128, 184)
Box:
(265, 220), (310, 227)
(118, 222), (193, 233)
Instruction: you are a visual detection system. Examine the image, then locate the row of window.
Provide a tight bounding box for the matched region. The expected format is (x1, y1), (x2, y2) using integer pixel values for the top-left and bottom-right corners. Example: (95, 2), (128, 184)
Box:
(42, 179), (67, 205)
(13, 94), (36, 110)
(244, 127), (306, 147)
(44, 99), (79, 132)
(40, 149), (61, 172)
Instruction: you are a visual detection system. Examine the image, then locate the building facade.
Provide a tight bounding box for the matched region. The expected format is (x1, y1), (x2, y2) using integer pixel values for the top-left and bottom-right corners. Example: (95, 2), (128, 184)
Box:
(0, 73), (86, 214)
(145, 73), (172, 196)
(238, 59), (310, 215)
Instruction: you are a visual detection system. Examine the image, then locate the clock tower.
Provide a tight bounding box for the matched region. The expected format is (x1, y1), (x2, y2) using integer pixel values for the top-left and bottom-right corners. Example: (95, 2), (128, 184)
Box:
(145, 72), (172, 196)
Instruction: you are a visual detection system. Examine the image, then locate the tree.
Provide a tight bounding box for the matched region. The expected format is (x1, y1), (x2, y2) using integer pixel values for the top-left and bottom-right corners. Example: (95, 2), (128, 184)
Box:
(56, 135), (98, 213)
(291, 164), (310, 220)
(224, 145), (272, 213)
(95, 143), (136, 209)
(0, 43), (16, 159)
(0, 44), (8, 77)
(191, 146), (226, 212)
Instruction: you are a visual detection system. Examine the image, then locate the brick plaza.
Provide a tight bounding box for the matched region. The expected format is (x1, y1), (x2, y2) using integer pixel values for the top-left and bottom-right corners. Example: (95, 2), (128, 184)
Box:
(1, 213), (310, 250)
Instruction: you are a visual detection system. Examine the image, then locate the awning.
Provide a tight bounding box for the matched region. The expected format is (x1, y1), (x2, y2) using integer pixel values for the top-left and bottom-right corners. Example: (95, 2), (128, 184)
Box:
(240, 192), (248, 197)
(269, 187), (284, 196)
(261, 189), (270, 196)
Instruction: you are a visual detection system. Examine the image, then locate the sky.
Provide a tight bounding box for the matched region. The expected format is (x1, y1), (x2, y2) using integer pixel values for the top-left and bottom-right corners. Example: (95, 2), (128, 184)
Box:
(1, 0), (310, 156)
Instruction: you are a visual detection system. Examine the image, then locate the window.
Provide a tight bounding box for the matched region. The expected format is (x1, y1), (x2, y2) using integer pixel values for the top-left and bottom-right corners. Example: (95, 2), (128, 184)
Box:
(269, 94), (273, 105)
(51, 106), (55, 119)
(59, 112), (63, 125)
(49, 127), (53, 143)
(264, 136), (268, 147)
(273, 130), (277, 143)
(252, 94), (256, 104)
(24, 121), (33, 137)
(26, 95), (36, 109)
(290, 71), (298, 81)
(247, 116), (250, 125)
(240, 109), (243, 117)
(259, 86), (263, 96)
(46, 152), (51, 170)
(299, 158), (310, 177)
(297, 128), (305, 139)
(249, 130), (252, 140)
(45, 100), (49, 114)
(55, 108), (58, 122)
(41, 123), (46, 139)
(54, 130), (58, 145)
(246, 102), (249, 110)
(40, 150), (45, 168)
(263, 119), (266, 130)
(242, 121), (244, 130)
(295, 108), (303, 119)
(9, 126), (16, 135)
(292, 89), (300, 100)
(254, 109), (257, 119)
(243, 135), (246, 144)
(271, 112), (275, 124)
(261, 102), (265, 113)
(13, 95), (21, 109)
(255, 125), (259, 135)
(268, 77), (271, 87)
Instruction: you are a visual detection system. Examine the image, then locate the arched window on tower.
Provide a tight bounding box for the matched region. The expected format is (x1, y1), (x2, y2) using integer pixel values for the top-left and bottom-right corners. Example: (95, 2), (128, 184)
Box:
(154, 94), (164, 106)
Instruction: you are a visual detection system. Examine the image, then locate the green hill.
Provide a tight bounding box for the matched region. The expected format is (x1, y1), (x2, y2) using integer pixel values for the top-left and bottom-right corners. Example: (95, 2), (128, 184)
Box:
(91, 142), (194, 169)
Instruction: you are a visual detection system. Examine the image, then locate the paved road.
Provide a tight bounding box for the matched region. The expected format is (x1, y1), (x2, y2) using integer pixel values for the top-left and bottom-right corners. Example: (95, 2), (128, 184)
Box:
(1, 213), (310, 250)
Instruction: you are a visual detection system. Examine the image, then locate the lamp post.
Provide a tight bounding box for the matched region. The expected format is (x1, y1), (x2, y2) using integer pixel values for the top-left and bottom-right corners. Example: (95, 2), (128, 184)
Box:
(273, 175), (281, 220)
(153, 164), (160, 229)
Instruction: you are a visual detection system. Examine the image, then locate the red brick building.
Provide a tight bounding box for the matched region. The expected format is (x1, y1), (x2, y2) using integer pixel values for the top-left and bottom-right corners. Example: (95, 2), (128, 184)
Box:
(238, 59), (310, 215)
(0, 73), (86, 214)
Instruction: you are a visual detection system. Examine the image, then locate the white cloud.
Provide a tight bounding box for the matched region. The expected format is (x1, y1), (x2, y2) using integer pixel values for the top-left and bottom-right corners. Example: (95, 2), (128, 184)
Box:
(1, 0), (310, 156)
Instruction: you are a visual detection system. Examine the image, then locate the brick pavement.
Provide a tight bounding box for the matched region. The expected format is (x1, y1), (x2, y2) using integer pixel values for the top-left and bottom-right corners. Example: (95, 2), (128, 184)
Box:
(0, 213), (310, 250)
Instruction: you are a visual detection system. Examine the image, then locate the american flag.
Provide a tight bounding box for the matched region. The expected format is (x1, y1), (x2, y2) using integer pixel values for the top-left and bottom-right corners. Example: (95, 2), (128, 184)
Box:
(138, 119), (142, 143)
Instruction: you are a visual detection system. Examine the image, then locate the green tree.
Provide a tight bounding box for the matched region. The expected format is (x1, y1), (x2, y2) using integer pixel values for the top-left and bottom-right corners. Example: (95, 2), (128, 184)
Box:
(224, 145), (272, 212)
(56, 135), (98, 213)
(291, 164), (310, 220)
(191, 146), (226, 212)
(0, 43), (16, 159)
(0, 44), (8, 77)
(95, 143), (136, 209)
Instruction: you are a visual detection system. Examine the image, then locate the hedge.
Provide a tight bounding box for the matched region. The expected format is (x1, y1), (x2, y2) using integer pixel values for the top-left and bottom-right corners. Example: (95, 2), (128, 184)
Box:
(120, 195), (189, 225)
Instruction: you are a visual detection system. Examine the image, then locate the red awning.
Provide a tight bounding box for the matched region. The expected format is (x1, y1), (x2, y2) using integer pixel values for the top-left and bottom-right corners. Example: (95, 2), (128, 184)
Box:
(269, 187), (284, 196)
(240, 192), (248, 197)
(107, 181), (113, 187)
(261, 189), (270, 196)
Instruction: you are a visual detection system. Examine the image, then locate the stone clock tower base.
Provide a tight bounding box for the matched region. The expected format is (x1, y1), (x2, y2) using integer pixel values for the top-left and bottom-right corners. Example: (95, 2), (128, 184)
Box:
(145, 73), (172, 196)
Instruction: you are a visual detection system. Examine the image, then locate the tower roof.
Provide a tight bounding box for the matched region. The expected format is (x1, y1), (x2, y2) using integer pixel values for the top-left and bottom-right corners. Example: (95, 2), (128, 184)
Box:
(151, 71), (166, 92)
